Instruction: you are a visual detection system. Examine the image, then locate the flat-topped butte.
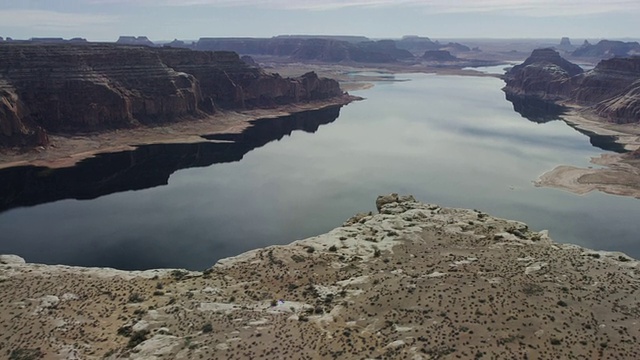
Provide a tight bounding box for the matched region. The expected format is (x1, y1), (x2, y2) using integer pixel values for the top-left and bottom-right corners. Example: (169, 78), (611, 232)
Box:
(1, 194), (639, 359)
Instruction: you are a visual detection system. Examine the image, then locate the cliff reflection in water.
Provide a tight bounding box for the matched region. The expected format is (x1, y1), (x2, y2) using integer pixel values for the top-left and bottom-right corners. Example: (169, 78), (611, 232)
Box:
(505, 93), (627, 153)
(0, 105), (342, 213)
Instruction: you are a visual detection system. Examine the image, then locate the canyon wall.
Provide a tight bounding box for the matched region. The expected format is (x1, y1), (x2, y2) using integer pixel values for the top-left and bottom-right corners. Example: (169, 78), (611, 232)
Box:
(0, 43), (343, 147)
(503, 49), (640, 124)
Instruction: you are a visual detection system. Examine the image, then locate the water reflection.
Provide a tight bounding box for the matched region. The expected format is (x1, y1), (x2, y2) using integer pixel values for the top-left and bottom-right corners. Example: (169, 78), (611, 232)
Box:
(0, 106), (342, 213)
(504, 93), (567, 124)
(504, 93), (626, 153)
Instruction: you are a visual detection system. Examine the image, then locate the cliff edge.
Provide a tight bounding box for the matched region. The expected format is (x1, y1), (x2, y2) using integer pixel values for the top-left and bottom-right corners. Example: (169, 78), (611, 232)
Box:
(0, 43), (343, 147)
(2, 195), (639, 359)
(503, 48), (640, 124)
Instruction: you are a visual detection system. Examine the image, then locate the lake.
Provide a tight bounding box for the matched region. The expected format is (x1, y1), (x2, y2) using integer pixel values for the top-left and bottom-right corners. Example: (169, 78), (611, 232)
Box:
(1, 71), (638, 270)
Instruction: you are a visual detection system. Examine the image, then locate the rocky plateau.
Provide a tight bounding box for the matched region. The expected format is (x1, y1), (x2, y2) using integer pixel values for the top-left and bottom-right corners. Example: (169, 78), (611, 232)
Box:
(1, 195), (639, 359)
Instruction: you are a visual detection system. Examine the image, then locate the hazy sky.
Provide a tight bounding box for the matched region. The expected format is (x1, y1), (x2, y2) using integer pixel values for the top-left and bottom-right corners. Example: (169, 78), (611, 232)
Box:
(0, 0), (638, 41)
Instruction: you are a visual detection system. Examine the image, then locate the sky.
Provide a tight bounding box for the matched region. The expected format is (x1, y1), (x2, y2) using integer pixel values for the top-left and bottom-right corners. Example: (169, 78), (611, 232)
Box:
(0, 0), (638, 42)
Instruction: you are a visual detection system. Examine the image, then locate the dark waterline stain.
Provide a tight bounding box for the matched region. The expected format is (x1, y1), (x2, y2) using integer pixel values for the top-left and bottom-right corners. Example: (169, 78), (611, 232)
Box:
(0, 105), (342, 214)
(504, 93), (627, 153)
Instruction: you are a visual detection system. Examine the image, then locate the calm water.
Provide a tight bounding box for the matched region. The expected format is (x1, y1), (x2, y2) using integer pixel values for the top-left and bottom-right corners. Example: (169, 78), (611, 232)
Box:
(1, 72), (638, 270)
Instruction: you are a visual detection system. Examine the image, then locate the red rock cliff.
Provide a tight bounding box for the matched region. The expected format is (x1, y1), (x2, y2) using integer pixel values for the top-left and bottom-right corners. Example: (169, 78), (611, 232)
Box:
(0, 44), (343, 147)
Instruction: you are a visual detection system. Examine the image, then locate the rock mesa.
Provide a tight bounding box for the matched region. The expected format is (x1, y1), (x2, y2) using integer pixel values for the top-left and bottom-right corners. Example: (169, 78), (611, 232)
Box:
(0, 43), (343, 147)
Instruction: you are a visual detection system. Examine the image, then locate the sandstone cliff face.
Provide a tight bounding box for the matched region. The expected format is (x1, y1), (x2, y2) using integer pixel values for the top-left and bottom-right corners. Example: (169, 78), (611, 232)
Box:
(0, 44), (343, 147)
(504, 49), (640, 124)
(503, 48), (583, 100)
(0, 85), (48, 147)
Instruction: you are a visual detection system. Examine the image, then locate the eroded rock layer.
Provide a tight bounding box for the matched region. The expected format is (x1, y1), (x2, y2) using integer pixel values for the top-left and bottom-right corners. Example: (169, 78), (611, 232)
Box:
(0, 43), (343, 147)
(503, 48), (640, 123)
(1, 195), (639, 359)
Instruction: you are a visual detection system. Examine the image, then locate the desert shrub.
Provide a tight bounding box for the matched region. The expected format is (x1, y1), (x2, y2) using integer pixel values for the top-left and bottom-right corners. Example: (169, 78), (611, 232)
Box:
(128, 292), (144, 303)
(201, 323), (213, 333)
(127, 330), (150, 348)
(9, 348), (43, 360)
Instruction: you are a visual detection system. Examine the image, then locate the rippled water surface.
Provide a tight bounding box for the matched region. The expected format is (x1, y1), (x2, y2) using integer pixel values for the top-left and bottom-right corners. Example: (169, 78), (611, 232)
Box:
(1, 71), (638, 270)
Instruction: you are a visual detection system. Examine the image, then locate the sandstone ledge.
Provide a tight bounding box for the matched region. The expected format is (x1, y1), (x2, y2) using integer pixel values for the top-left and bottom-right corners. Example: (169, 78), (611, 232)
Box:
(1, 194), (639, 359)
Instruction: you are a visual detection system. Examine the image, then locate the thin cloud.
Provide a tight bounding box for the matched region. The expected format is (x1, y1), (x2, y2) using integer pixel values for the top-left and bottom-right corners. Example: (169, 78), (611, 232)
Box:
(0, 9), (117, 30)
(88, 0), (640, 15)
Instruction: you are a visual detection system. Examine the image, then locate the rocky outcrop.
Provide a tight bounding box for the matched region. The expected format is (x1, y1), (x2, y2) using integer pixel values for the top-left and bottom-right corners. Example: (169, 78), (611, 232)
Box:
(572, 40), (640, 58)
(575, 58), (640, 122)
(1, 195), (639, 359)
(0, 43), (343, 147)
(117, 36), (154, 46)
(503, 48), (583, 100)
(504, 49), (640, 124)
(0, 85), (48, 146)
(421, 50), (458, 62)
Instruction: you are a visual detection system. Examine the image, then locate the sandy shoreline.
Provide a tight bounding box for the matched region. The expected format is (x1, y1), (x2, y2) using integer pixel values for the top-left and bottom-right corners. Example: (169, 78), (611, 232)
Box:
(534, 107), (640, 199)
(2, 195), (639, 359)
(0, 95), (360, 170)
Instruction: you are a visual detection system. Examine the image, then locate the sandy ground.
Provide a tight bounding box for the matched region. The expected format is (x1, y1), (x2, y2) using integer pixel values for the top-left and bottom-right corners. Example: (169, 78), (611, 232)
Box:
(1, 195), (639, 359)
(535, 108), (640, 198)
(0, 95), (358, 170)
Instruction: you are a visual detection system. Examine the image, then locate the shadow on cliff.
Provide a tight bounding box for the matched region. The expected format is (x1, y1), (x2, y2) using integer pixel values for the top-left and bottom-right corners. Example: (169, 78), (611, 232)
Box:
(0, 106), (342, 213)
(505, 93), (626, 153)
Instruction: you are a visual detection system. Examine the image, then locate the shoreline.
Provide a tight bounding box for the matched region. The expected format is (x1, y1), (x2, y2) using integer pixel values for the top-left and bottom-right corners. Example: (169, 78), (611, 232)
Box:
(0, 95), (360, 170)
(534, 107), (640, 199)
(0, 61), (506, 170)
(2, 195), (639, 359)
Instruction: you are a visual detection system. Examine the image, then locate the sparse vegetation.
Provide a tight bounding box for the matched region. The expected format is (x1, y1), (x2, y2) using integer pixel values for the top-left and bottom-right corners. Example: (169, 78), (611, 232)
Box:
(170, 270), (188, 280)
(201, 323), (213, 333)
(128, 292), (144, 303)
(9, 348), (43, 360)
(521, 283), (544, 296)
(127, 330), (150, 348)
